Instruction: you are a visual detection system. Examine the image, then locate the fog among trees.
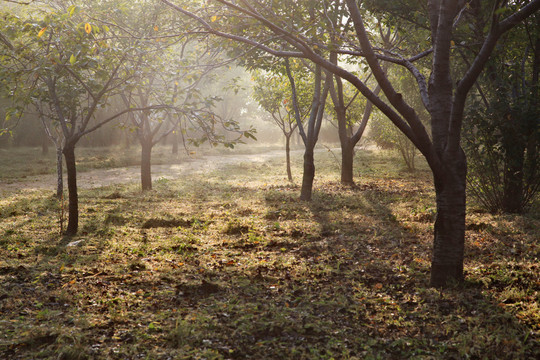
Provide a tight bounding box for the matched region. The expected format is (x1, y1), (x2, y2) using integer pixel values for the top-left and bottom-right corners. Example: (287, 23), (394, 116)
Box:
(1, 0), (539, 358)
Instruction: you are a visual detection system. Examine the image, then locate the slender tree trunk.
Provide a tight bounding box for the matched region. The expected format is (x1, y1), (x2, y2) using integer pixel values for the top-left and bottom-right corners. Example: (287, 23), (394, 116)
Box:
(41, 136), (49, 155)
(123, 130), (132, 149)
(300, 147), (315, 200)
(63, 144), (78, 236)
(172, 132), (179, 155)
(56, 146), (63, 199)
(336, 106), (355, 185)
(430, 150), (466, 287)
(341, 139), (355, 185)
(502, 143), (525, 213)
(141, 140), (153, 191)
(285, 133), (293, 182)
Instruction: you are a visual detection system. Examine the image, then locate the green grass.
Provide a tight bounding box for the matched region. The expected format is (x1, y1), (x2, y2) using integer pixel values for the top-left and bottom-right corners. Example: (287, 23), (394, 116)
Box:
(0, 146), (538, 359)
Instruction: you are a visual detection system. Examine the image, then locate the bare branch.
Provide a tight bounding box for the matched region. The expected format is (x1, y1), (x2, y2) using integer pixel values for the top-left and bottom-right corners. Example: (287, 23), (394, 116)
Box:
(284, 58), (307, 145)
(160, 0), (303, 58)
(80, 105), (170, 137)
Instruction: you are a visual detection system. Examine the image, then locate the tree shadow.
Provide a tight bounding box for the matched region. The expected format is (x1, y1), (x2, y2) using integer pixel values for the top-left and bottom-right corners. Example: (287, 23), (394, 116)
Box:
(1, 178), (538, 359)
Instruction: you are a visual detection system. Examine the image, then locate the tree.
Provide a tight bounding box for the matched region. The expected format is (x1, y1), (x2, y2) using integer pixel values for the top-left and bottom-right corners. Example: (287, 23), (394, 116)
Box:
(161, 0), (540, 286)
(328, 60), (389, 184)
(35, 100), (65, 198)
(326, 16), (394, 185)
(462, 10), (540, 213)
(286, 60), (330, 200)
(1, 3), (167, 235)
(369, 66), (431, 172)
(252, 65), (312, 182)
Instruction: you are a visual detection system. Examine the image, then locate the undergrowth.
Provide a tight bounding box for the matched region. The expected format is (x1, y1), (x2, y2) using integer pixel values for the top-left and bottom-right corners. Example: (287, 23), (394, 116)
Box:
(0, 148), (538, 359)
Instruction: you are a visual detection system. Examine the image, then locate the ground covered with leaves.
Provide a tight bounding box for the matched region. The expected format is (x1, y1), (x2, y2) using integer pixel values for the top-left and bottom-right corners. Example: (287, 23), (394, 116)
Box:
(0, 148), (538, 359)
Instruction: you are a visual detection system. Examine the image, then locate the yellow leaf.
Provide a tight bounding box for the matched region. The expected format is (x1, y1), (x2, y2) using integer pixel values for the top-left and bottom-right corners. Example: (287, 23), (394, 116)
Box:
(154, 25), (159, 32)
(211, 15), (218, 22)
(38, 27), (47, 38)
(85, 23), (92, 34)
(450, 40), (455, 47)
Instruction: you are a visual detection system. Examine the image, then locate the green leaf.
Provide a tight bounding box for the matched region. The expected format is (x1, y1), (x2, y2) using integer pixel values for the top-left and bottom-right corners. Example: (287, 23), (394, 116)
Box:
(243, 131), (257, 140)
(69, 54), (77, 65)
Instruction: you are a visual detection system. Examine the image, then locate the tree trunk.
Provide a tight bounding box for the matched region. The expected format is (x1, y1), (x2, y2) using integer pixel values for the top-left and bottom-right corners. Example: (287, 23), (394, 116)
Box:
(285, 133), (293, 182)
(502, 144), (525, 213)
(123, 130), (132, 149)
(56, 146), (63, 199)
(341, 140), (354, 185)
(41, 136), (49, 155)
(430, 150), (466, 287)
(172, 132), (179, 155)
(141, 140), (153, 191)
(63, 144), (78, 236)
(300, 147), (315, 200)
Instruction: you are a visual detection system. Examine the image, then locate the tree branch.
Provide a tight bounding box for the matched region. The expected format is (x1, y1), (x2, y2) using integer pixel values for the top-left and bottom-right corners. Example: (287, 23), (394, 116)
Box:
(448, 0), (540, 152)
(80, 105), (170, 137)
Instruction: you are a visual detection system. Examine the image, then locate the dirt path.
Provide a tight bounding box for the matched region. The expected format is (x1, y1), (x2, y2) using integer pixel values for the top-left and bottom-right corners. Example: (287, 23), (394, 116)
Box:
(1, 149), (295, 194)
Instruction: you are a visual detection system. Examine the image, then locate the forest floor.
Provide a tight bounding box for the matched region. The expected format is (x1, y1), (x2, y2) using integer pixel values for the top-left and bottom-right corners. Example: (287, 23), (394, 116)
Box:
(0, 147), (298, 193)
(0, 146), (538, 359)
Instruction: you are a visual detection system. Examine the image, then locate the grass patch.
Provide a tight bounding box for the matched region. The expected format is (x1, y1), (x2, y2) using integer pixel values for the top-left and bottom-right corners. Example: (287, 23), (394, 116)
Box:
(0, 146), (538, 359)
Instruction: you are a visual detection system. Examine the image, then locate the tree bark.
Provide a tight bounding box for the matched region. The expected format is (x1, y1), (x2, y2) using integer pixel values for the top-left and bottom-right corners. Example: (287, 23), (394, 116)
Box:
(285, 133), (293, 182)
(300, 147), (315, 200)
(63, 144), (78, 236)
(341, 139), (355, 185)
(334, 102), (355, 185)
(123, 130), (132, 149)
(430, 149), (466, 287)
(41, 136), (49, 155)
(172, 132), (179, 155)
(56, 146), (63, 199)
(141, 140), (153, 191)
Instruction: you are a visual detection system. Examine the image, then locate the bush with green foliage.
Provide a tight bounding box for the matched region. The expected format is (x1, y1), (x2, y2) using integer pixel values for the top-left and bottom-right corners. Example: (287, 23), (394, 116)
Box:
(463, 94), (539, 213)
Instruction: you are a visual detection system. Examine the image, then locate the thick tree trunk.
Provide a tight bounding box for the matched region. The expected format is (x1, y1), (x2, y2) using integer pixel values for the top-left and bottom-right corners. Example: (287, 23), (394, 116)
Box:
(56, 146), (63, 199)
(300, 147), (315, 200)
(141, 140), (153, 191)
(285, 134), (293, 182)
(341, 140), (354, 185)
(430, 150), (466, 287)
(63, 144), (78, 236)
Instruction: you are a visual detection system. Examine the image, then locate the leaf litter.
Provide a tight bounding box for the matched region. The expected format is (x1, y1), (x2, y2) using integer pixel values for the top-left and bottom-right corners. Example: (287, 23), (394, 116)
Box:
(0, 149), (538, 359)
